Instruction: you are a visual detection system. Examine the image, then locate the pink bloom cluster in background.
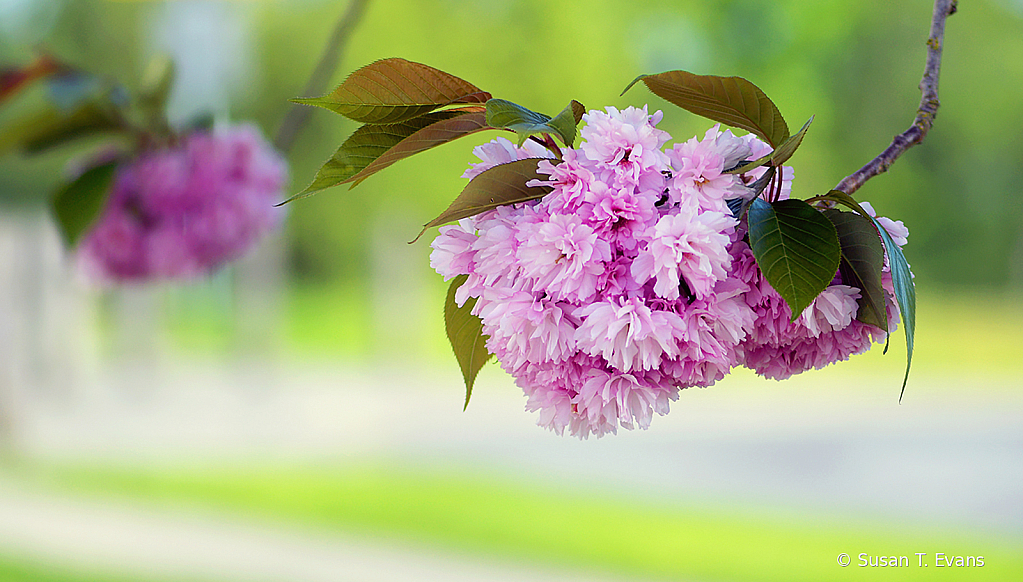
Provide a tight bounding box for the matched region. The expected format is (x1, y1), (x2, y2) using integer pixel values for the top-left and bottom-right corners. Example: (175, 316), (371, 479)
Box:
(431, 107), (908, 438)
(78, 124), (287, 283)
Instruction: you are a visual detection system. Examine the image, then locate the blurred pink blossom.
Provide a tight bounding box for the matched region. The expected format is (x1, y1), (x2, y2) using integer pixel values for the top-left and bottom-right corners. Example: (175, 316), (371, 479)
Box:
(77, 124), (287, 283)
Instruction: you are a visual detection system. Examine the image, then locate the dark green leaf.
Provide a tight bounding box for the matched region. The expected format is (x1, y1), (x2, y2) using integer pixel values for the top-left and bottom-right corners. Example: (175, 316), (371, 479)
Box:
(870, 214), (916, 401)
(747, 198), (841, 320)
(823, 209), (888, 331)
(47, 69), (128, 112)
(444, 274), (492, 410)
(809, 189), (916, 395)
(770, 116), (813, 166)
(284, 107), (489, 203)
(485, 99), (583, 147)
(292, 58), (490, 124)
(622, 70), (789, 147)
(51, 161), (117, 247)
(413, 158), (553, 242)
(0, 101), (124, 154)
(807, 189), (888, 353)
(0, 66), (127, 155)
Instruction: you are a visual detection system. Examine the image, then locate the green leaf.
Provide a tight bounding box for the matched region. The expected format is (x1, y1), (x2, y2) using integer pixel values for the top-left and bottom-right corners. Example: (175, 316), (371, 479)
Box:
(747, 198), (841, 321)
(0, 65), (128, 155)
(823, 209), (888, 331)
(413, 158), (553, 242)
(293, 58), (490, 124)
(284, 107), (489, 203)
(444, 274), (492, 410)
(622, 70), (789, 147)
(770, 116), (813, 167)
(870, 214), (916, 402)
(50, 161), (117, 247)
(0, 101), (124, 154)
(812, 190), (916, 398)
(485, 99), (584, 147)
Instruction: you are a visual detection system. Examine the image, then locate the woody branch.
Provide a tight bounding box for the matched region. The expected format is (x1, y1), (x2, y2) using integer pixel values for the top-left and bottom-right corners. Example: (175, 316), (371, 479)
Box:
(834, 0), (957, 195)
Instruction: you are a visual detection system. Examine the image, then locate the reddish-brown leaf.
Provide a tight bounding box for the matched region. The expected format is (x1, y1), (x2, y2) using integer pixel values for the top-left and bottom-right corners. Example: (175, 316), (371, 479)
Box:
(293, 58), (490, 124)
(625, 70), (789, 147)
(351, 106), (488, 185)
(413, 158), (553, 242)
(283, 107), (490, 203)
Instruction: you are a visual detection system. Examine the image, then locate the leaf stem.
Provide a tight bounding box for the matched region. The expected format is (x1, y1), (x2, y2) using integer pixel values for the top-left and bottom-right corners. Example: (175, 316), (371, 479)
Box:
(542, 133), (563, 160)
(833, 0), (956, 195)
(273, 0), (371, 154)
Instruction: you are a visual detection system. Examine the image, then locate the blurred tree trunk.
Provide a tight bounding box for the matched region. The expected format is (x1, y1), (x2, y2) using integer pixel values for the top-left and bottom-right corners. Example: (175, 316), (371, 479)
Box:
(0, 208), (99, 448)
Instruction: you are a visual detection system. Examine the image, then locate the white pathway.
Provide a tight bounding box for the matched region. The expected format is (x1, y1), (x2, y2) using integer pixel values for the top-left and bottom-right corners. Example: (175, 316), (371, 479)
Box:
(0, 479), (640, 582)
(0, 360), (1021, 581)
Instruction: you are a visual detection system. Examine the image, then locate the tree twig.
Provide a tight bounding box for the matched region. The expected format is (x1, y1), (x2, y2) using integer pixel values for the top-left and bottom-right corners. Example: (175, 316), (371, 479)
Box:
(273, 0), (370, 154)
(834, 0), (957, 195)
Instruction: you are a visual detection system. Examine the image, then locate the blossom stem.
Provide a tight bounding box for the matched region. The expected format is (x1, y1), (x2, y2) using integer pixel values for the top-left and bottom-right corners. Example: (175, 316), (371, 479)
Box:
(273, 0), (371, 154)
(833, 0), (957, 196)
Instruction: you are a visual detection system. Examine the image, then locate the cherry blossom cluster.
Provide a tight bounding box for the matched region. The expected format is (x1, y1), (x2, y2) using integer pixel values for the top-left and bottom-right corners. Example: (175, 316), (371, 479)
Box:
(78, 124), (287, 283)
(431, 106), (908, 438)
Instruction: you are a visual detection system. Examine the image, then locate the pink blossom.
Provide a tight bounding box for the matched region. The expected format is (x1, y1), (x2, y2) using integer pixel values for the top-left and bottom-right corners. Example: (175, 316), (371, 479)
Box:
(667, 125), (752, 212)
(511, 354), (597, 436)
(859, 201), (910, 247)
(579, 106), (670, 185)
(428, 112), (909, 437)
(516, 213), (611, 303)
(574, 297), (687, 373)
(798, 285), (860, 338)
(461, 137), (552, 180)
(472, 205), (534, 290)
(532, 149), (594, 214)
(429, 219), (477, 280)
(630, 207), (736, 300)
(480, 290), (577, 368)
(572, 367), (678, 438)
(78, 124), (286, 283)
(581, 181), (660, 250)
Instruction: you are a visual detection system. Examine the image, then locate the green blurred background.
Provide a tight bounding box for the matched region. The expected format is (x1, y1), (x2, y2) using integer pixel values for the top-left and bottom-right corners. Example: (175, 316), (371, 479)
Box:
(3, 0), (1023, 292)
(1, 1), (1022, 581)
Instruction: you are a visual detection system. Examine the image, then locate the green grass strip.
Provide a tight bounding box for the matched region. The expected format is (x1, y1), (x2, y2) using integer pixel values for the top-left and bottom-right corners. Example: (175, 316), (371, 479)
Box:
(0, 553), (203, 582)
(17, 461), (1023, 582)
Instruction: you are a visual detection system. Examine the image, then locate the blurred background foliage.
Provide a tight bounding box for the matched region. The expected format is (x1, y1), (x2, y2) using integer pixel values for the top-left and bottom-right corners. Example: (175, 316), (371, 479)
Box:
(1, 0), (1022, 359)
